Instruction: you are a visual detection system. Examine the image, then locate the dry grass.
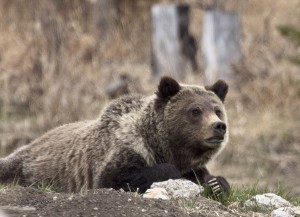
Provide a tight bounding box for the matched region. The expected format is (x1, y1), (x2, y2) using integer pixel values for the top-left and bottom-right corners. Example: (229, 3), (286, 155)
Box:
(0, 0), (299, 196)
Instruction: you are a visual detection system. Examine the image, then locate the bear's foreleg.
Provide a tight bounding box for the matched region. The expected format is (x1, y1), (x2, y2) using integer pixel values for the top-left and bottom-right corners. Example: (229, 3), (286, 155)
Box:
(99, 149), (182, 193)
(101, 162), (182, 193)
(127, 163), (182, 193)
(183, 167), (230, 197)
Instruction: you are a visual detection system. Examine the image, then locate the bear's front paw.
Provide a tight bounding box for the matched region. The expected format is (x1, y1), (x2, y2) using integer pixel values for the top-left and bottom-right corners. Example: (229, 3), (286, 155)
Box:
(206, 176), (230, 197)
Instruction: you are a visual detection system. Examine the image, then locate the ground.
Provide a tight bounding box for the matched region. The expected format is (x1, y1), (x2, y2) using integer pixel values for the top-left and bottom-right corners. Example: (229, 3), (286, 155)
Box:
(0, 186), (243, 217)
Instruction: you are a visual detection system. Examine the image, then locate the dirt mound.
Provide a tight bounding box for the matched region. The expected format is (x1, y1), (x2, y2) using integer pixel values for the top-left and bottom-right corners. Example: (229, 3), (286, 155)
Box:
(0, 186), (240, 217)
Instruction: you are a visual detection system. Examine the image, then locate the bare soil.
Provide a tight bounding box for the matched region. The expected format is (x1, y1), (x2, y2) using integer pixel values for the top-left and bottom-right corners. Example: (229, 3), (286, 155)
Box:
(0, 186), (242, 217)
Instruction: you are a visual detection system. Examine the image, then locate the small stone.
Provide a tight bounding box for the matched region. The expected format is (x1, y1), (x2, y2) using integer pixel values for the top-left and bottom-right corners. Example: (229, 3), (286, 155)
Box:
(93, 207), (98, 210)
(141, 209), (146, 212)
(290, 206), (300, 215)
(244, 193), (291, 210)
(143, 188), (170, 200)
(53, 196), (58, 201)
(272, 206), (300, 217)
(271, 208), (292, 217)
(68, 196), (74, 201)
(0, 206), (36, 212)
(128, 198), (132, 202)
(0, 210), (8, 217)
(149, 179), (203, 199)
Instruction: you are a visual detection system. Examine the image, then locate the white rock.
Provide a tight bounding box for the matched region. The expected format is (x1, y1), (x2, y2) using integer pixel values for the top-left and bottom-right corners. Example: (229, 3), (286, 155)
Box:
(144, 179), (203, 199)
(0, 210), (8, 217)
(291, 206), (300, 215)
(143, 187), (170, 200)
(272, 208), (293, 217)
(272, 206), (300, 217)
(245, 193), (292, 210)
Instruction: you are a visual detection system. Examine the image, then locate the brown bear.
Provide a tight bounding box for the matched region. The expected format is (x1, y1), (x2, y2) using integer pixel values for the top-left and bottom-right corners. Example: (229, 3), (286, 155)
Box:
(0, 76), (230, 196)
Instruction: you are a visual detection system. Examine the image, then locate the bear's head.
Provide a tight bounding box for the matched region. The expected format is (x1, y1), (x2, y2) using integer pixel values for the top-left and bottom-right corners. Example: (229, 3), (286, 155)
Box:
(155, 76), (229, 172)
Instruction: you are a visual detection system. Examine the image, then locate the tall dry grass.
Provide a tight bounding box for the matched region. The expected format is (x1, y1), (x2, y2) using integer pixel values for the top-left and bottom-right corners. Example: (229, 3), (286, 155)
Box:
(0, 0), (299, 194)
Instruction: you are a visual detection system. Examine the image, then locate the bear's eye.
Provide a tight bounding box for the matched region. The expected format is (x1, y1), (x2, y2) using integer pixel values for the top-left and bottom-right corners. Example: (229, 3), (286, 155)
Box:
(191, 108), (201, 117)
(215, 109), (222, 118)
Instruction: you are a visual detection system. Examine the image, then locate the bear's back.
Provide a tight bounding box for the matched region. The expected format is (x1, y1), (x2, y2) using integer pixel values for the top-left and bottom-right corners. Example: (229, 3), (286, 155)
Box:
(21, 94), (156, 191)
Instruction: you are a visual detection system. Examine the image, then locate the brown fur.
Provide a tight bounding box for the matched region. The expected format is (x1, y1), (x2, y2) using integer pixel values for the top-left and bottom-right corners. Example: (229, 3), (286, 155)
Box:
(0, 76), (229, 193)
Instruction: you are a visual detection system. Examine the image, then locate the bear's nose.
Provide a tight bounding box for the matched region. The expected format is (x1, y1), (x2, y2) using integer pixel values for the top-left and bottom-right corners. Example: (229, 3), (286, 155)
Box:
(212, 122), (227, 135)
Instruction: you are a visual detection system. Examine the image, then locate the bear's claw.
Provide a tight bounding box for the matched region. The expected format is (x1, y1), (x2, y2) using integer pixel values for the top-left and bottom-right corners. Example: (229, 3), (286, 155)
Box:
(208, 177), (222, 196)
(207, 176), (230, 197)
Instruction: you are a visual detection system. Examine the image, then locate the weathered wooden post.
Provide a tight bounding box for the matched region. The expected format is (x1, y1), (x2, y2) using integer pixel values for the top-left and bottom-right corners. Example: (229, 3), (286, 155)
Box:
(151, 4), (197, 81)
(202, 9), (241, 84)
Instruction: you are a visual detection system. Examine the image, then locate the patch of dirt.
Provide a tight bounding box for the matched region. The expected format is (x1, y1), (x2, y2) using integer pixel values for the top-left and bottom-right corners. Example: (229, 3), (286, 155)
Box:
(0, 186), (242, 217)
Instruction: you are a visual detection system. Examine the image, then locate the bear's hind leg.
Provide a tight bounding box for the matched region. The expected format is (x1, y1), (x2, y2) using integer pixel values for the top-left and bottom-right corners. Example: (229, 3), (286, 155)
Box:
(0, 152), (23, 184)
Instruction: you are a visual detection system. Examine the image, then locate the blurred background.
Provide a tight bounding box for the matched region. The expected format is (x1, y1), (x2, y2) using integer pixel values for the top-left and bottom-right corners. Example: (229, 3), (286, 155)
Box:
(0, 0), (299, 195)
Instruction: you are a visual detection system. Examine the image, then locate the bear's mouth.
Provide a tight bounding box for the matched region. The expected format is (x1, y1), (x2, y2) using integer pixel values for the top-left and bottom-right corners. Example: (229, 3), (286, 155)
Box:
(204, 136), (224, 144)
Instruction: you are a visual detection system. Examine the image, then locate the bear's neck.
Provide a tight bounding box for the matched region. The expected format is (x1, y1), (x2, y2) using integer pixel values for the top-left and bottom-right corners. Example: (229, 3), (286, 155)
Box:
(139, 104), (172, 164)
(168, 137), (220, 173)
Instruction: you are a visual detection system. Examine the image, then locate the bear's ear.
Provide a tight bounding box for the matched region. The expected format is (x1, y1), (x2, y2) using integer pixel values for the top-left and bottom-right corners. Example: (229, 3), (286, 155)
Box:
(156, 76), (180, 99)
(205, 80), (228, 102)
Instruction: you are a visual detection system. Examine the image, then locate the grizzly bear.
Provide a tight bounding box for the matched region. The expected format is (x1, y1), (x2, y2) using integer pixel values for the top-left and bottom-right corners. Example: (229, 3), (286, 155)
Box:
(0, 76), (230, 196)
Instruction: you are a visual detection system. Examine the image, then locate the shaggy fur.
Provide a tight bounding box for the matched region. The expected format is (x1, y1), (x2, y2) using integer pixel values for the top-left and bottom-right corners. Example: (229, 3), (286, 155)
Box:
(0, 76), (230, 194)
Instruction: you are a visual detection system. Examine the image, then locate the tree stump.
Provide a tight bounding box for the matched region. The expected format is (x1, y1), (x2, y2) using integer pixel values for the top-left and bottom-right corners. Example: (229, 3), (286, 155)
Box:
(151, 4), (197, 81)
(202, 9), (241, 84)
